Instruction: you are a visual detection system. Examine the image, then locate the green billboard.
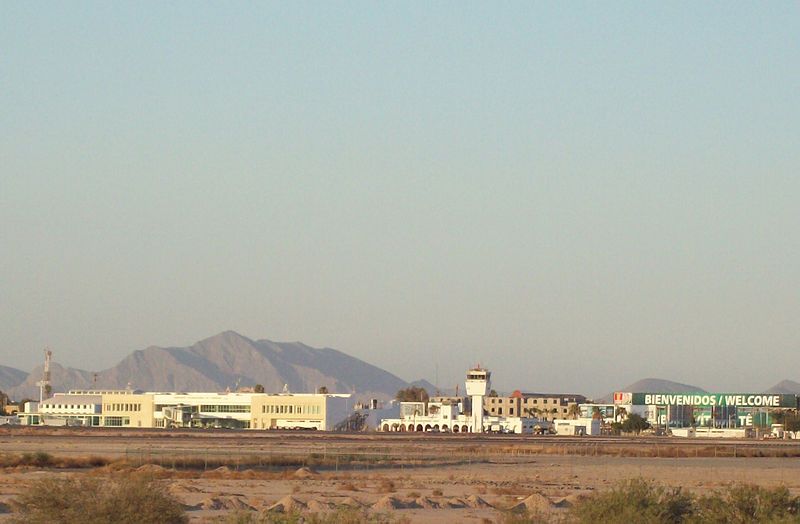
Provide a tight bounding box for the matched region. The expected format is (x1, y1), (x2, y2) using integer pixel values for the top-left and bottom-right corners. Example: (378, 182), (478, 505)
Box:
(629, 393), (797, 408)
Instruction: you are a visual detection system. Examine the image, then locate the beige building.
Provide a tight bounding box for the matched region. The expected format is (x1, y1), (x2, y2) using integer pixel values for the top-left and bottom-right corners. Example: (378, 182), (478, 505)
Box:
(103, 392), (155, 428)
(251, 394), (351, 431)
(484, 391), (587, 422)
(21, 390), (352, 431)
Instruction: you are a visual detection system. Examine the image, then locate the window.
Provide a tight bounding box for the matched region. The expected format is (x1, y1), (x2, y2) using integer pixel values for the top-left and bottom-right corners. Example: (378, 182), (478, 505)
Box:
(498, 408), (503, 415)
(200, 405), (251, 413)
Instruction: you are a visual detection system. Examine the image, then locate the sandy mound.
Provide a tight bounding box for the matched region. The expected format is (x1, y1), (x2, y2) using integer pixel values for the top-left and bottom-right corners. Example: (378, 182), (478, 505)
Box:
(307, 499), (334, 512)
(337, 496), (365, 508)
(169, 483), (202, 494)
(136, 464), (167, 473)
(441, 498), (467, 509)
(372, 496), (421, 510)
(200, 496), (254, 511)
(201, 465), (235, 478)
(414, 496), (440, 509)
(556, 493), (590, 508)
(466, 494), (493, 508)
(293, 466), (319, 479)
(511, 493), (554, 512)
(267, 496), (307, 513)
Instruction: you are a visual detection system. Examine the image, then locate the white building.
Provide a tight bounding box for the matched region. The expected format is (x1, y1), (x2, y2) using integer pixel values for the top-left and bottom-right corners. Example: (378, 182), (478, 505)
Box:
(378, 368), (553, 435)
(554, 418), (602, 436)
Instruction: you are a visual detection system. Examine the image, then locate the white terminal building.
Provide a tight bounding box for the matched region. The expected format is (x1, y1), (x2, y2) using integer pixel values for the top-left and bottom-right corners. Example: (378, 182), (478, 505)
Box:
(19, 389), (352, 431)
(378, 368), (601, 435)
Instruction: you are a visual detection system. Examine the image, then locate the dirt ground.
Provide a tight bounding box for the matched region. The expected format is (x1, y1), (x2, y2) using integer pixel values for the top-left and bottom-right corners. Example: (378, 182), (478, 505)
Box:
(1, 430), (800, 522)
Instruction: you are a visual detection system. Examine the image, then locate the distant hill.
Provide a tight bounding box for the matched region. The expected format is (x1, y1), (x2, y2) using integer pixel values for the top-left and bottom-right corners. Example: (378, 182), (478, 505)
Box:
(0, 365), (28, 391)
(11, 362), (100, 400)
(409, 379), (439, 396)
(5, 331), (411, 401)
(764, 380), (800, 395)
(596, 378), (706, 403)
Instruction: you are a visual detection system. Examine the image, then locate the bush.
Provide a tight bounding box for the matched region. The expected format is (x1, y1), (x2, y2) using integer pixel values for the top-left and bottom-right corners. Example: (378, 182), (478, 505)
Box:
(570, 478), (693, 524)
(20, 451), (54, 467)
(11, 474), (187, 524)
(570, 479), (800, 524)
(693, 484), (800, 523)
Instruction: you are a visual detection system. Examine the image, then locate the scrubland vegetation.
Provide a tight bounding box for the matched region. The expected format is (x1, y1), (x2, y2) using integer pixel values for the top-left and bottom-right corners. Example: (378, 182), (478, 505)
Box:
(566, 479), (799, 524)
(9, 473), (800, 524)
(11, 474), (186, 524)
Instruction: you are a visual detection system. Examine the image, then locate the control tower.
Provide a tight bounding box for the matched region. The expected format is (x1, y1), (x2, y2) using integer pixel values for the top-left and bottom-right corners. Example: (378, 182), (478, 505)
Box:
(465, 367), (491, 433)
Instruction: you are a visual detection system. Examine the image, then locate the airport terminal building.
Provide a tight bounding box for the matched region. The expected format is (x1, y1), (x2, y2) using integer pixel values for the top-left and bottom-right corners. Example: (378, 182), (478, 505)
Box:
(19, 390), (353, 431)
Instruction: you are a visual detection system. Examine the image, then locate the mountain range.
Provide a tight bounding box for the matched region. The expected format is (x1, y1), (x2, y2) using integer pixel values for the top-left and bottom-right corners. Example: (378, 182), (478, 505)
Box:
(0, 331), (411, 401)
(1, 333), (798, 403)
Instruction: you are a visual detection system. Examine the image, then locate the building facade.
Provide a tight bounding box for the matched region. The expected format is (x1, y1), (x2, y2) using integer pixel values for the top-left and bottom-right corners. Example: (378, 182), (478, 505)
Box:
(20, 390), (352, 431)
(484, 391), (587, 422)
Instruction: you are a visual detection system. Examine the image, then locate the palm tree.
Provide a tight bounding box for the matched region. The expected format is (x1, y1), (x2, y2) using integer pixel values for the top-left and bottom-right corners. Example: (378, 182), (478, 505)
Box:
(615, 407), (628, 422)
(524, 406), (540, 419)
(567, 403), (581, 420)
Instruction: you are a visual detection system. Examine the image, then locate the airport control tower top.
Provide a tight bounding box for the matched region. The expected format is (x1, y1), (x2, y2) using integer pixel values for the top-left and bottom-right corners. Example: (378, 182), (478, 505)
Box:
(465, 367), (491, 397)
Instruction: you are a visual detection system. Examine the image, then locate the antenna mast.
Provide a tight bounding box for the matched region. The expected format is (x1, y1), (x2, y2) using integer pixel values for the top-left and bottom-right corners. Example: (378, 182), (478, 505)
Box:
(36, 348), (52, 402)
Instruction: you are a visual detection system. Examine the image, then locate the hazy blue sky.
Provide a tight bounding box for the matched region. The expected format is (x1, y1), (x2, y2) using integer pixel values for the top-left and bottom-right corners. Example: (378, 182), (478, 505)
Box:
(2, 3), (798, 397)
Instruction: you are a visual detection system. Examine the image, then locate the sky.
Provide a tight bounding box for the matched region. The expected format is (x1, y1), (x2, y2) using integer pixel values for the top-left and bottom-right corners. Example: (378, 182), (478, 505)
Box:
(2, 3), (799, 398)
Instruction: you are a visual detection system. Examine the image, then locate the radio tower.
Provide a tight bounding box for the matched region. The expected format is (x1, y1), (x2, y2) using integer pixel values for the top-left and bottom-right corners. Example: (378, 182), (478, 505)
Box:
(36, 349), (52, 402)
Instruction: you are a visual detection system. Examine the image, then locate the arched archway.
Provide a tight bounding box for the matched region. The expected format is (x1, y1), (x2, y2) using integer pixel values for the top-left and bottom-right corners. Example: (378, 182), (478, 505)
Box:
(462, 425), (469, 433)
(424, 424), (432, 432)
(416, 424), (424, 432)
(382, 424), (389, 432)
(452, 425), (459, 433)
(399, 424), (406, 432)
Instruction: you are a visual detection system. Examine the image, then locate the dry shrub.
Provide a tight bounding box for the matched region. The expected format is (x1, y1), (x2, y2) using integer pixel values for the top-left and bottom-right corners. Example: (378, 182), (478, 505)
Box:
(492, 484), (523, 496)
(378, 478), (396, 493)
(11, 473), (186, 524)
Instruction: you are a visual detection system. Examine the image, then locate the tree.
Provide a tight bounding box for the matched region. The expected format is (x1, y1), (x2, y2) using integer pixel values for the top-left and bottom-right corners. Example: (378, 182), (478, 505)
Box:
(317, 386), (329, 394)
(591, 406), (603, 420)
(334, 412), (368, 432)
(567, 403), (581, 420)
(784, 413), (800, 434)
(620, 413), (650, 434)
(396, 386), (429, 403)
(253, 384), (265, 393)
(615, 407), (628, 422)
(524, 407), (540, 419)
(488, 389), (499, 397)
